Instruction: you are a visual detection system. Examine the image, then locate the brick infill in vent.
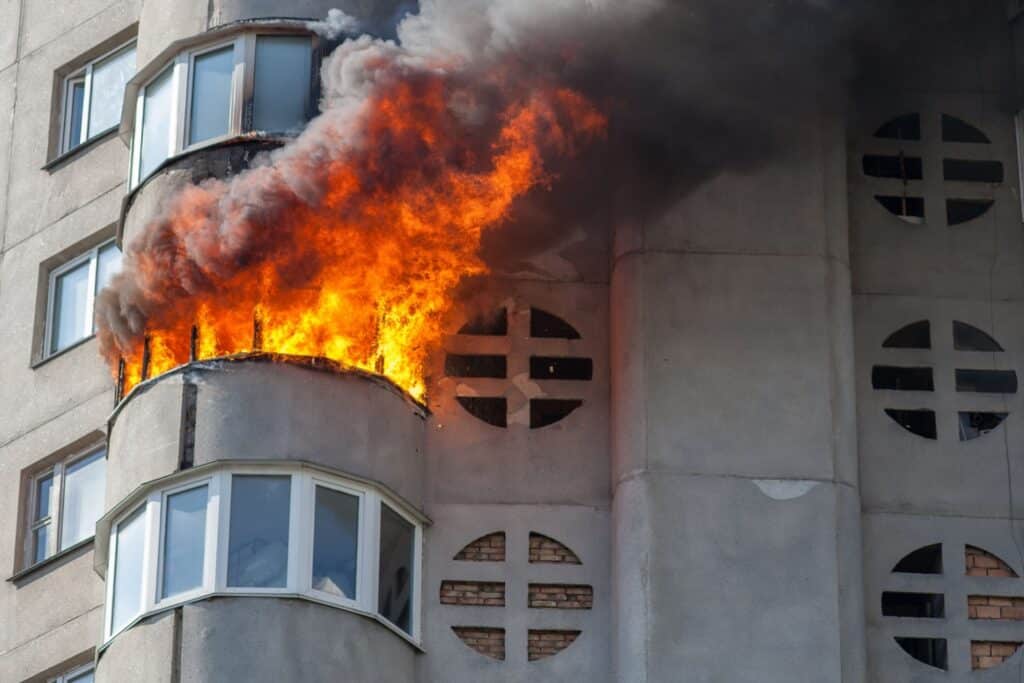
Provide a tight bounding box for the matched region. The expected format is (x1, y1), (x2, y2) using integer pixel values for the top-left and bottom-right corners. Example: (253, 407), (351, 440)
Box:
(527, 584), (593, 609)
(966, 546), (1018, 577)
(454, 532), (506, 562)
(529, 533), (581, 564)
(440, 581), (506, 607)
(528, 629), (581, 661)
(452, 626), (506, 661)
(971, 641), (1022, 669)
(968, 595), (1024, 620)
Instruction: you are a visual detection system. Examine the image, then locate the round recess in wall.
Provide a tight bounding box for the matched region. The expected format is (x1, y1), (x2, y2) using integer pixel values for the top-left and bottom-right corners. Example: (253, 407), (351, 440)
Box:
(445, 306), (592, 429)
(882, 543), (1024, 672)
(864, 113), (1002, 226)
(872, 320), (1016, 441)
(442, 531), (591, 663)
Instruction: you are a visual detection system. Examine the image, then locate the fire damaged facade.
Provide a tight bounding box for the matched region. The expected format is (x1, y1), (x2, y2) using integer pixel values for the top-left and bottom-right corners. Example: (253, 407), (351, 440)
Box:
(3, 0), (1024, 682)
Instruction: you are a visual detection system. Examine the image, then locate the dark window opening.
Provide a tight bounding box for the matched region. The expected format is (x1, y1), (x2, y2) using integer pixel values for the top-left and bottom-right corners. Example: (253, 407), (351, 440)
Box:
(882, 591), (945, 618)
(875, 195), (924, 222)
(947, 198), (993, 225)
(530, 399), (582, 429)
(445, 354), (507, 379)
(895, 637), (948, 671)
(954, 321), (1004, 351)
(872, 366), (934, 391)
(942, 114), (991, 144)
(883, 321), (930, 349)
(958, 412), (1007, 441)
(457, 396), (507, 428)
(885, 409), (937, 439)
(875, 113), (921, 141)
(458, 308), (508, 336)
(893, 544), (943, 575)
(530, 357), (593, 381)
(863, 154), (923, 180)
(530, 308), (581, 339)
(943, 159), (1004, 183)
(955, 369), (1018, 394)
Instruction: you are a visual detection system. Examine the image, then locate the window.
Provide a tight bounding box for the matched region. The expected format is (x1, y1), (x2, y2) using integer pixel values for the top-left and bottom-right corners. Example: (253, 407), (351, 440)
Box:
(160, 484), (208, 599)
(103, 465), (423, 643)
(379, 503), (415, 634)
(187, 45), (234, 146)
(130, 32), (315, 187)
(226, 475), (291, 588)
(45, 240), (122, 357)
(49, 663), (95, 683)
(110, 505), (145, 633)
(61, 42), (136, 154)
(26, 448), (106, 567)
(253, 36), (312, 133)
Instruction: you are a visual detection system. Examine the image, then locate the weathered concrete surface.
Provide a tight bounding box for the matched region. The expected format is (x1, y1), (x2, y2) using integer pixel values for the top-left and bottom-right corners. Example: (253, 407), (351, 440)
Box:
(95, 609), (176, 683)
(609, 113), (865, 682)
(180, 598), (416, 681)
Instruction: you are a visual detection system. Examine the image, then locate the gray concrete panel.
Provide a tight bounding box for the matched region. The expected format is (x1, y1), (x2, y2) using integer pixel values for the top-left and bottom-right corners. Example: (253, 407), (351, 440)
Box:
(95, 610), (175, 683)
(863, 511), (1024, 681)
(421, 504), (610, 682)
(179, 597), (416, 682)
(425, 281), (609, 507)
(616, 472), (853, 682)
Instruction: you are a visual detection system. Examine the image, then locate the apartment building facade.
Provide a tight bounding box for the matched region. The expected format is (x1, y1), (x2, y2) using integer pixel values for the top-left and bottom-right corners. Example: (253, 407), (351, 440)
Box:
(1, 0), (1024, 681)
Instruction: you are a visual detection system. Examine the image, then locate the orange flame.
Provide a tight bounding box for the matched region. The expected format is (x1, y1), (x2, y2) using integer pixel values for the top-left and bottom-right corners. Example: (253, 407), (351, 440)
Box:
(101, 72), (605, 402)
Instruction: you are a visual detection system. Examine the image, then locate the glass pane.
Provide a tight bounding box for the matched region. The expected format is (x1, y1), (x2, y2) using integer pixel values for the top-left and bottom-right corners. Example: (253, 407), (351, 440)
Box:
(95, 243), (122, 294)
(32, 524), (49, 564)
(67, 668), (94, 683)
(60, 450), (106, 550)
(161, 485), (207, 599)
(67, 81), (86, 150)
(88, 45), (136, 138)
(139, 67), (173, 180)
(253, 36), (311, 133)
(111, 506), (146, 633)
(227, 475), (290, 588)
(50, 260), (90, 354)
(312, 486), (358, 598)
(378, 504), (414, 634)
(188, 46), (233, 145)
(34, 472), (53, 520)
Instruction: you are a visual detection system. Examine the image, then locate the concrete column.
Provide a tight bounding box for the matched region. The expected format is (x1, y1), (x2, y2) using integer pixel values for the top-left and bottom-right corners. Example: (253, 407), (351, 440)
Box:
(610, 112), (866, 682)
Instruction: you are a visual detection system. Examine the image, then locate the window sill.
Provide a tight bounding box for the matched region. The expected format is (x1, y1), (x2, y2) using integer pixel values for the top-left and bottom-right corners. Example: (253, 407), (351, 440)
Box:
(43, 127), (120, 173)
(7, 537), (95, 585)
(31, 334), (97, 370)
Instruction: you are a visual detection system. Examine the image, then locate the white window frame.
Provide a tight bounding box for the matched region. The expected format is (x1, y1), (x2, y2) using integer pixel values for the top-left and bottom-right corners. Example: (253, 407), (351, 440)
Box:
(129, 31), (314, 188)
(25, 446), (106, 568)
(102, 464), (424, 646)
(60, 40), (136, 154)
(43, 238), (120, 358)
(48, 661), (95, 683)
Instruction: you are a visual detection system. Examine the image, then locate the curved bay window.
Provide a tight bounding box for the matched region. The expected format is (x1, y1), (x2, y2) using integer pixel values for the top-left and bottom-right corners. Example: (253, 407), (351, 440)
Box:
(129, 30), (316, 187)
(102, 464), (423, 645)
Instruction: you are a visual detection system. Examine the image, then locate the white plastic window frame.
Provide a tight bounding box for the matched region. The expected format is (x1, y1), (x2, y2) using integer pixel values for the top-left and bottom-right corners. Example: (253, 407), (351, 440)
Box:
(48, 661), (95, 683)
(102, 466), (423, 646)
(43, 238), (120, 358)
(60, 41), (136, 154)
(25, 446), (106, 568)
(129, 32), (312, 188)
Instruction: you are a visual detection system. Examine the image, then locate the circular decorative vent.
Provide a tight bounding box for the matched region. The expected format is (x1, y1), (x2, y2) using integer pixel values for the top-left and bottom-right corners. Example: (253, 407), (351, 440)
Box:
(882, 543), (1024, 672)
(445, 306), (592, 429)
(872, 319), (1017, 440)
(864, 113), (1002, 226)
(442, 531), (590, 663)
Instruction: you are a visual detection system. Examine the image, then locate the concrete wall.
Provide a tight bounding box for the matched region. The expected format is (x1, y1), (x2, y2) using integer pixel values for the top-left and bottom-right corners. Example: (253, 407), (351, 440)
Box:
(95, 598), (416, 682)
(609, 111), (865, 682)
